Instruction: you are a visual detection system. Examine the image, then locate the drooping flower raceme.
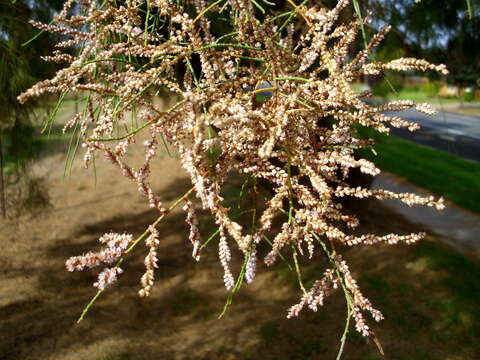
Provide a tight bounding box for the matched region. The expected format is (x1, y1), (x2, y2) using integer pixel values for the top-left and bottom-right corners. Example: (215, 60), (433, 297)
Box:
(19, 0), (446, 341)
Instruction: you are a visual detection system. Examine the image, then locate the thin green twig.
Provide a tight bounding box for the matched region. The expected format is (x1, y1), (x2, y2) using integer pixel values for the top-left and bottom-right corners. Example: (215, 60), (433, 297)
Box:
(352, 0), (397, 95)
(76, 289), (102, 324)
(193, 0), (224, 23)
(185, 58), (200, 88)
(263, 235), (294, 272)
(76, 187), (194, 323)
(352, 0), (368, 49)
(87, 99), (187, 142)
(42, 92), (66, 135)
(291, 245), (307, 294)
(310, 232), (354, 360)
(250, 0), (266, 14)
(195, 43), (262, 52)
(274, 76), (310, 83)
(22, 20), (54, 47)
(336, 294), (352, 360)
(200, 209), (255, 251)
(466, 0), (474, 19)
(215, 31), (239, 43)
(218, 251), (250, 319)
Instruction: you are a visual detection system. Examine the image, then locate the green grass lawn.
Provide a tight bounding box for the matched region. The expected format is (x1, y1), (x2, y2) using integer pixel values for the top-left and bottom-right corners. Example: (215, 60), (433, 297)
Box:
(388, 87), (439, 102)
(387, 88), (478, 104)
(358, 127), (480, 213)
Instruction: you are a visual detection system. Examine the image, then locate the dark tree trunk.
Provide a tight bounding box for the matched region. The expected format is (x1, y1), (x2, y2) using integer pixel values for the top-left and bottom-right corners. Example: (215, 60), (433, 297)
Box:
(0, 133), (6, 219)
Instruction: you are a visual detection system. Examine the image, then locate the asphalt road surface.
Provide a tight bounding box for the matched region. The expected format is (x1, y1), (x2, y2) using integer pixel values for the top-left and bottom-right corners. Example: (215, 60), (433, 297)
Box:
(387, 109), (480, 162)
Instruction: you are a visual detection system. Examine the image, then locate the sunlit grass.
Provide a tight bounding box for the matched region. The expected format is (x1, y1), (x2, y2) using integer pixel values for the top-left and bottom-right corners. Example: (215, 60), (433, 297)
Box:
(388, 86), (480, 104)
(358, 127), (480, 213)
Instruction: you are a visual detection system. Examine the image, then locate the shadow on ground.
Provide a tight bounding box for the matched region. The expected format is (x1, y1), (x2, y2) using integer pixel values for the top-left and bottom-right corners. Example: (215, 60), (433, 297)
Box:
(1, 177), (480, 360)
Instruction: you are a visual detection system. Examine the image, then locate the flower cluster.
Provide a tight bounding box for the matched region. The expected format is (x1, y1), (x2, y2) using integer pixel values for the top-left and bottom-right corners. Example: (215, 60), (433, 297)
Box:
(19, 0), (446, 341)
(139, 226), (160, 297)
(66, 232), (132, 290)
(183, 199), (201, 261)
(287, 268), (338, 318)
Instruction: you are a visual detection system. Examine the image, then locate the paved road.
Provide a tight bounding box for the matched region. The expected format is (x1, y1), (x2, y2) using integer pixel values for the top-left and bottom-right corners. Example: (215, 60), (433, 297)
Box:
(386, 109), (480, 162)
(373, 172), (480, 260)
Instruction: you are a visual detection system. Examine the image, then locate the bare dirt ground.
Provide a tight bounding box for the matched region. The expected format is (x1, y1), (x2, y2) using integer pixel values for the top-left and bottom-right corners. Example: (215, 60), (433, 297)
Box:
(1, 102), (479, 360)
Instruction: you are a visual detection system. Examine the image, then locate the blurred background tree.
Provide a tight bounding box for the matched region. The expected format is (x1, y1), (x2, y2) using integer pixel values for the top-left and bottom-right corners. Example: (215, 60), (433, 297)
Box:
(0, 0), (62, 218)
(362, 0), (479, 87)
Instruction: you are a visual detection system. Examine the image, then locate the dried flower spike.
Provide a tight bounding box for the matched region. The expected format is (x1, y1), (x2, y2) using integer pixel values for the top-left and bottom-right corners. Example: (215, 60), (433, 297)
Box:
(21, 0), (447, 341)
